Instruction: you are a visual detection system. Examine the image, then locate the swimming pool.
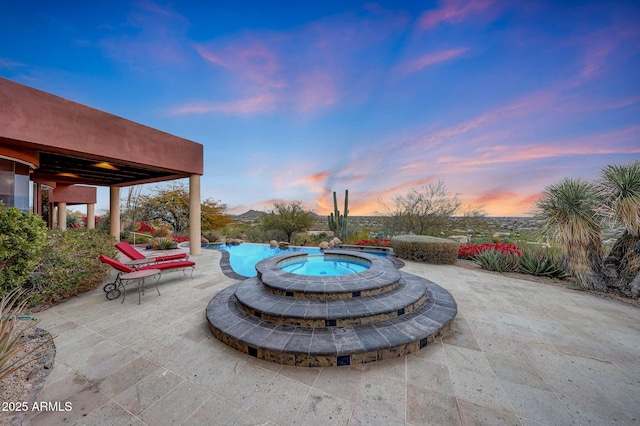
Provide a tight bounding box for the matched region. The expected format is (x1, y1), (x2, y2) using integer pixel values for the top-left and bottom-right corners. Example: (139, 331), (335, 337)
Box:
(210, 243), (322, 277)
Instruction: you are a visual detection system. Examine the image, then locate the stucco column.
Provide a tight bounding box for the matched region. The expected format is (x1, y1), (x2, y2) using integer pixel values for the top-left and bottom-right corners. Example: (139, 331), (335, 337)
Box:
(189, 174), (201, 255)
(87, 203), (95, 229)
(110, 187), (120, 241)
(57, 202), (67, 230)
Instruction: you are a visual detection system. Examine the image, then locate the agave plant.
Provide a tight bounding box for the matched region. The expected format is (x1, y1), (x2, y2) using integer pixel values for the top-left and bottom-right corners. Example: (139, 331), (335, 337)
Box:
(474, 249), (519, 272)
(0, 289), (45, 381)
(535, 178), (606, 291)
(518, 248), (568, 279)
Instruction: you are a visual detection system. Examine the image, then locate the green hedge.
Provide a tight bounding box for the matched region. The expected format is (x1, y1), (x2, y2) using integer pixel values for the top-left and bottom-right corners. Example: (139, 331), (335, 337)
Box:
(25, 228), (118, 306)
(0, 205), (48, 296)
(391, 235), (459, 264)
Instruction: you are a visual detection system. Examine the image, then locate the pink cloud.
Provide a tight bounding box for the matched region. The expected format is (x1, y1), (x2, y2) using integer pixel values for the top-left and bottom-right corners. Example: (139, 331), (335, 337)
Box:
(170, 93), (278, 115)
(181, 7), (409, 116)
(573, 23), (640, 84)
(396, 48), (467, 76)
(418, 0), (497, 30)
(294, 71), (339, 112)
(294, 171), (332, 186)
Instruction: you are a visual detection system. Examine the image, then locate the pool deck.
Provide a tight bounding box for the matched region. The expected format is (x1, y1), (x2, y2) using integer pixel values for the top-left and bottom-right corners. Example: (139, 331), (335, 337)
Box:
(15, 249), (640, 425)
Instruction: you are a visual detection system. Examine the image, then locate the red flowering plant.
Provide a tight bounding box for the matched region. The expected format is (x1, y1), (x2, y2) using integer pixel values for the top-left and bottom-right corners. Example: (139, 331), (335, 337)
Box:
(354, 239), (392, 247)
(172, 235), (190, 243)
(135, 221), (156, 235)
(458, 243), (522, 260)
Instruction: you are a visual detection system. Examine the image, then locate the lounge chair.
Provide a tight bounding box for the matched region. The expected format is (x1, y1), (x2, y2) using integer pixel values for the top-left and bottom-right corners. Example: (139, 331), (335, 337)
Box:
(99, 254), (195, 300)
(115, 241), (189, 264)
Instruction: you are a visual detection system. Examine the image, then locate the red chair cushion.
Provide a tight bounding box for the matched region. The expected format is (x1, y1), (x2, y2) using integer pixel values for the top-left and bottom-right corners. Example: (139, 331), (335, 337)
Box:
(115, 242), (146, 260)
(99, 255), (134, 273)
(137, 260), (195, 271)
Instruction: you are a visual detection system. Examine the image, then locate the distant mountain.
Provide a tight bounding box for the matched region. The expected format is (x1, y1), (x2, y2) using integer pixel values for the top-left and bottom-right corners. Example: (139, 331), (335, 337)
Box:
(235, 209), (266, 219)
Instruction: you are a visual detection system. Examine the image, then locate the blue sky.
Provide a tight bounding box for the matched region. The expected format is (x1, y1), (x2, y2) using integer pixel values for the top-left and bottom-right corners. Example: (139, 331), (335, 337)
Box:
(2, 1), (638, 216)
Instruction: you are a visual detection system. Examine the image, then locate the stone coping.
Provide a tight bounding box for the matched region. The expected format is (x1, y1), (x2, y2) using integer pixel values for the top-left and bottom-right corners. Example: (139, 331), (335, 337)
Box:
(206, 271), (457, 367)
(257, 250), (401, 299)
(234, 275), (428, 328)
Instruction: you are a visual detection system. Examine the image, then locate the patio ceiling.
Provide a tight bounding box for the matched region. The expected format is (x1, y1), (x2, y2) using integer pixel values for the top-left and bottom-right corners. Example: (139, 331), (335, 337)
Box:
(32, 151), (180, 187)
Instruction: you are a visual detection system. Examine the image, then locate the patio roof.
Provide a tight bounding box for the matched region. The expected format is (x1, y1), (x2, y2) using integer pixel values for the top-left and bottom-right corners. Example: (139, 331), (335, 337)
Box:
(0, 77), (203, 187)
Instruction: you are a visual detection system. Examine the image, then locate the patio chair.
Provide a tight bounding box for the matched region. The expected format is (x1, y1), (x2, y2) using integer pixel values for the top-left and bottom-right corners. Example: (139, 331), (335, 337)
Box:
(98, 254), (196, 300)
(115, 241), (189, 264)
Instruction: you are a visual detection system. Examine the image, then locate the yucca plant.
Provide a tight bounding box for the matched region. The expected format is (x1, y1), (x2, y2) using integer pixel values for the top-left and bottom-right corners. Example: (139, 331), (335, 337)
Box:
(598, 161), (640, 236)
(518, 248), (568, 278)
(474, 249), (519, 272)
(597, 161), (640, 294)
(0, 289), (45, 381)
(535, 178), (606, 291)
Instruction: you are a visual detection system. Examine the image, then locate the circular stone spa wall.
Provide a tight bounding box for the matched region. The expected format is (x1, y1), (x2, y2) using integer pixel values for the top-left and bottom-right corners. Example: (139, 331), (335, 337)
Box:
(206, 250), (457, 367)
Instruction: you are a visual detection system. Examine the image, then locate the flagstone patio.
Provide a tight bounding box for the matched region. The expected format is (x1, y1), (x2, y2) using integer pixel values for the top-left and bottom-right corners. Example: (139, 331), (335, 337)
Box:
(14, 249), (640, 425)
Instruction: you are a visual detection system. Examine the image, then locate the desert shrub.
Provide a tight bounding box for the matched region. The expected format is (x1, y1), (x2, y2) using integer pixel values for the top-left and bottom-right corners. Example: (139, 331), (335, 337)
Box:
(222, 224), (248, 240)
(391, 235), (459, 264)
(202, 230), (223, 243)
(344, 228), (371, 244)
(0, 206), (48, 296)
(474, 249), (520, 272)
(25, 229), (117, 306)
(519, 248), (568, 278)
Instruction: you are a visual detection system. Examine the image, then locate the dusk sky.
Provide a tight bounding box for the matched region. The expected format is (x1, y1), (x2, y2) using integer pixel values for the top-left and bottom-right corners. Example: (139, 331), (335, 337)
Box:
(2, 1), (639, 216)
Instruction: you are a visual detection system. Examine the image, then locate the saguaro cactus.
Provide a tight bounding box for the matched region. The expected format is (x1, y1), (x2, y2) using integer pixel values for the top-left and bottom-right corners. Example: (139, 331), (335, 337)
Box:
(327, 190), (349, 240)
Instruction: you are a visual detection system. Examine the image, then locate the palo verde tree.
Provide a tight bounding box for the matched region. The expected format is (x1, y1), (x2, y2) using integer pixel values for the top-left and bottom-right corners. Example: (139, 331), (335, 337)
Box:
(139, 183), (233, 234)
(261, 201), (315, 243)
(378, 180), (463, 236)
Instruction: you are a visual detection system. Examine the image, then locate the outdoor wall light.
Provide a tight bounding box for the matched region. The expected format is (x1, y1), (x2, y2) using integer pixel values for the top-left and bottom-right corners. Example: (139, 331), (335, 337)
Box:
(92, 162), (119, 170)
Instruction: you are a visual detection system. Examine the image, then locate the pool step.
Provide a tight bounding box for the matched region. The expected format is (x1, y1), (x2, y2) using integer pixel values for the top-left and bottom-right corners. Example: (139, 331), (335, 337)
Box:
(234, 275), (428, 328)
(206, 271), (457, 367)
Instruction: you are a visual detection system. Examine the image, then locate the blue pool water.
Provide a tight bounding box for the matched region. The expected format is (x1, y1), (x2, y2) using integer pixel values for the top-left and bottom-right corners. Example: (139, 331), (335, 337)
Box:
(210, 243), (321, 277)
(279, 255), (370, 276)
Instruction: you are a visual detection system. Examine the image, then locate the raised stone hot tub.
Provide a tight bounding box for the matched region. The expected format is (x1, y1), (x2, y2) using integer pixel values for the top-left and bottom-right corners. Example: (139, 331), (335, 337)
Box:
(206, 250), (457, 367)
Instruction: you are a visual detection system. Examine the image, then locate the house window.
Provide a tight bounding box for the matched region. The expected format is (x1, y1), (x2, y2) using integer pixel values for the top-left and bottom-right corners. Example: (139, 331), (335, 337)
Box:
(0, 159), (31, 212)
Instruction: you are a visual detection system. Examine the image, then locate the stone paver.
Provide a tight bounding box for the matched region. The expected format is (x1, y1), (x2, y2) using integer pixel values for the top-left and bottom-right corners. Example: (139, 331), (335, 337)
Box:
(8, 248), (638, 425)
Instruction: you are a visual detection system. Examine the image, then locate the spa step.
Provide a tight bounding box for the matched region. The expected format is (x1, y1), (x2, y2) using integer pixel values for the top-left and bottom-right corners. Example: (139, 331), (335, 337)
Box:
(206, 271), (457, 367)
(257, 250), (402, 299)
(234, 274), (428, 327)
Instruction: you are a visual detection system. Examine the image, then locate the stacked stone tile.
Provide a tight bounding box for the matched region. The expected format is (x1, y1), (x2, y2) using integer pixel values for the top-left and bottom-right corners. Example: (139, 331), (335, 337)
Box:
(206, 250), (457, 367)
